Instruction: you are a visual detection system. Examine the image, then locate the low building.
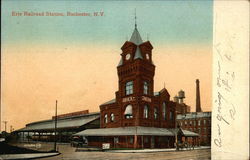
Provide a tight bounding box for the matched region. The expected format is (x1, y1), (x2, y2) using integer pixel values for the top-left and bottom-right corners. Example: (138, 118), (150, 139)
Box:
(14, 110), (100, 142)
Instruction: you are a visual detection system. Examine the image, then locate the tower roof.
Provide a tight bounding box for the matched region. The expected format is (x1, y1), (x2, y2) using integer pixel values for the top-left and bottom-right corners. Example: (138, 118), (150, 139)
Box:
(134, 46), (143, 59)
(129, 27), (143, 45)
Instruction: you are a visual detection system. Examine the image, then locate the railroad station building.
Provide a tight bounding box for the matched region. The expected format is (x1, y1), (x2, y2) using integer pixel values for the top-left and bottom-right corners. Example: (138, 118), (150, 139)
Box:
(75, 24), (198, 149)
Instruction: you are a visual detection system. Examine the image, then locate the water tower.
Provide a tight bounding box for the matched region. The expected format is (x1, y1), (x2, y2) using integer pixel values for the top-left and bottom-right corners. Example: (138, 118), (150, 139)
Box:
(178, 90), (185, 104)
(173, 95), (179, 103)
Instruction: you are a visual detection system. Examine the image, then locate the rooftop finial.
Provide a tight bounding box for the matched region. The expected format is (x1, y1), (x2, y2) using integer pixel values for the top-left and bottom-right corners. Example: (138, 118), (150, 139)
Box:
(135, 8), (137, 28)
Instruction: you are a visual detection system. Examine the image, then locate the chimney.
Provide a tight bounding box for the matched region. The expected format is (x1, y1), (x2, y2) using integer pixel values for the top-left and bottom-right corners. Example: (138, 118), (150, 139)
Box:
(196, 79), (202, 112)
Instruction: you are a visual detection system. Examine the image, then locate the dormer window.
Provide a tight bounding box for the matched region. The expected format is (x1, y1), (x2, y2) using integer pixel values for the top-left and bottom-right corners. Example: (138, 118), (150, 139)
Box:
(125, 81), (133, 95)
(143, 81), (149, 95)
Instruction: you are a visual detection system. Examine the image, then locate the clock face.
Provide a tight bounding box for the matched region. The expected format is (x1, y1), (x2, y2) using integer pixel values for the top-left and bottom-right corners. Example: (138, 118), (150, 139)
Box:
(126, 53), (131, 60)
(146, 54), (150, 60)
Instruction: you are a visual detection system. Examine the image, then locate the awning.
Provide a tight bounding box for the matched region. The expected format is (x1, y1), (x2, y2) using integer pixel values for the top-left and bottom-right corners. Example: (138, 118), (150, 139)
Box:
(169, 128), (199, 137)
(180, 129), (199, 137)
(75, 126), (175, 136)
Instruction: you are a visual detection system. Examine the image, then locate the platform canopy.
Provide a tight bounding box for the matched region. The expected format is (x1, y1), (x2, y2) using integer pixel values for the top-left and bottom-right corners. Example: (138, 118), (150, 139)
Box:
(16, 113), (100, 132)
(74, 126), (199, 137)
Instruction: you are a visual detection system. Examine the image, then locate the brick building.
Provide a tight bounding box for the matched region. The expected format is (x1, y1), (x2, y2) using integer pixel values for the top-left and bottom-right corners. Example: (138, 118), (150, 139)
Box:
(176, 80), (211, 146)
(176, 112), (211, 146)
(76, 24), (198, 149)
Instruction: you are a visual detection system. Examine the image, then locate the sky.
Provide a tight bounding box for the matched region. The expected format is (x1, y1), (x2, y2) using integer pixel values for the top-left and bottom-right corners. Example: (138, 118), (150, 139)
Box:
(1, 0), (213, 131)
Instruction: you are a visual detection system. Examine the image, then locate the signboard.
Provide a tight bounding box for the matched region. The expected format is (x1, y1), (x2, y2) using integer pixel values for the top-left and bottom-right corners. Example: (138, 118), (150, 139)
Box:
(122, 96), (135, 103)
(102, 143), (110, 149)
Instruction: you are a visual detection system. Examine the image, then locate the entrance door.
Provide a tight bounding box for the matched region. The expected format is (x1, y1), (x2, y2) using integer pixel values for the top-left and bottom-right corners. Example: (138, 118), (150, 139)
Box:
(151, 136), (155, 148)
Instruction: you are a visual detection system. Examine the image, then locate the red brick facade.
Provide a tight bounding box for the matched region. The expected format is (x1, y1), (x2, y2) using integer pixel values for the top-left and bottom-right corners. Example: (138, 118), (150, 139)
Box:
(87, 26), (192, 149)
(177, 112), (211, 146)
(99, 40), (177, 129)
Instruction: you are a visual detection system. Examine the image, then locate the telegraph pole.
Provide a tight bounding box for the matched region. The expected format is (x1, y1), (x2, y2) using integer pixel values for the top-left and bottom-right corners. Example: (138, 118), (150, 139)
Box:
(54, 100), (58, 151)
(2, 121), (7, 132)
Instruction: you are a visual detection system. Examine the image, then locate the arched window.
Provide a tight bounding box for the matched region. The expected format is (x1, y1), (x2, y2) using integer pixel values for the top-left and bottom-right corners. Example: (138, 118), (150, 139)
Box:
(154, 107), (158, 119)
(143, 81), (149, 95)
(124, 104), (133, 119)
(104, 114), (108, 123)
(162, 102), (166, 120)
(110, 113), (115, 122)
(144, 105), (149, 118)
(125, 81), (133, 95)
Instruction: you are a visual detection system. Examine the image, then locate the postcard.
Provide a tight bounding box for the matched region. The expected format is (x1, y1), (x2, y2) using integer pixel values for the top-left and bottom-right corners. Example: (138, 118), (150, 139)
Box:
(0, 0), (249, 160)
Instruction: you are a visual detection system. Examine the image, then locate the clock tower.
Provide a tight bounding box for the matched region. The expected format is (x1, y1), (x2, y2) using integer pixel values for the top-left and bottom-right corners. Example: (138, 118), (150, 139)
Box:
(116, 24), (155, 127)
(100, 22), (176, 129)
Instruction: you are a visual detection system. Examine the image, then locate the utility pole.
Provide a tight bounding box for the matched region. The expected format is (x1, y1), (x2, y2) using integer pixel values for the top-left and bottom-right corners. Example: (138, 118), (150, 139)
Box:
(54, 100), (58, 152)
(2, 121), (7, 132)
(175, 111), (178, 151)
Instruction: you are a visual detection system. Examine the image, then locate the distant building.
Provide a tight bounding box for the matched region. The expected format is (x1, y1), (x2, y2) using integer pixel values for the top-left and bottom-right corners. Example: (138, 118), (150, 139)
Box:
(176, 79), (211, 146)
(176, 112), (211, 146)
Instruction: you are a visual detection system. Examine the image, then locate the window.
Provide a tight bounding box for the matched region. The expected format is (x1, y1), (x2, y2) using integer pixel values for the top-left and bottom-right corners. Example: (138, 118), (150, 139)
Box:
(110, 113), (115, 122)
(204, 128), (206, 134)
(180, 122), (182, 126)
(114, 137), (119, 143)
(204, 120), (206, 125)
(170, 111), (173, 120)
(154, 107), (158, 119)
(162, 102), (166, 120)
(198, 128), (201, 134)
(189, 121), (192, 126)
(129, 137), (134, 144)
(124, 105), (133, 119)
(185, 121), (187, 125)
(144, 105), (149, 118)
(143, 81), (149, 95)
(125, 81), (133, 95)
(104, 114), (108, 123)
(198, 120), (201, 126)
(194, 121), (196, 126)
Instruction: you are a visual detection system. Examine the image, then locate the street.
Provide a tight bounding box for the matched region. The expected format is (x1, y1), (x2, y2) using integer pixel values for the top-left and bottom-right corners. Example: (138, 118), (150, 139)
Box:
(40, 144), (211, 160)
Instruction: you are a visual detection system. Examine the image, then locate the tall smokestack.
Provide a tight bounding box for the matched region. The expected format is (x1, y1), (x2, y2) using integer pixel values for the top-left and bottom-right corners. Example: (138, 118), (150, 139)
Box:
(196, 79), (202, 112)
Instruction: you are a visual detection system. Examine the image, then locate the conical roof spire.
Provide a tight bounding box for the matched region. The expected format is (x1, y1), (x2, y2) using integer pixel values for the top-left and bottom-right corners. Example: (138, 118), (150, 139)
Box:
(129, 9), (143, 45)
(129, 28), (143, 45)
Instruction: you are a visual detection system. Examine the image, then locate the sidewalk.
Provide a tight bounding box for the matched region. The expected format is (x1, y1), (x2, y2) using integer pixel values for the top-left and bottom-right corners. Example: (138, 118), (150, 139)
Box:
(0, 152), (60, 160)
(105, 146), (211, 153)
